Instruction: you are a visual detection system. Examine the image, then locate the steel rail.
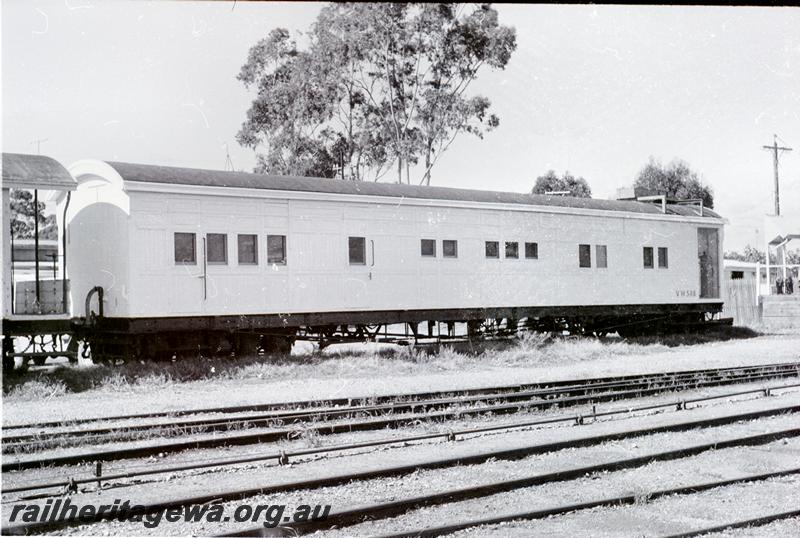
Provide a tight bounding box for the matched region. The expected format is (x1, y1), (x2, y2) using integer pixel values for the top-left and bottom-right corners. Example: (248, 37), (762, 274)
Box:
(3, 390), (800, 494)
(6, 363), (797, 445)
(662, 509), (800, 538)
(5, 361), (797, 431)
(221, 427), (800, 536)
(373, 468), (800, 538)
(2, 408), (797, 536)
(3, 381), (799, 486)
(0, 372), (726, 443)
(4, 370), (799, 472)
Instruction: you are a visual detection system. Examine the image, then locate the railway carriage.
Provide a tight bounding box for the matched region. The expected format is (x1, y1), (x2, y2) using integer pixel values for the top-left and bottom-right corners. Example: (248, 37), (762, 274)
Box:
(3, 154), (725, 365)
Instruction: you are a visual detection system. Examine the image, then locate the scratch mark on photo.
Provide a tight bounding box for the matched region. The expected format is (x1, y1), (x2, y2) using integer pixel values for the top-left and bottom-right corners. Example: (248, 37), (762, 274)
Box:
(32, 9), (49, 35)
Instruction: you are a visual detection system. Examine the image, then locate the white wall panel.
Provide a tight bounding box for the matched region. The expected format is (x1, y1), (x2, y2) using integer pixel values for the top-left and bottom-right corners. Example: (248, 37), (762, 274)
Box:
(73, 183), (723, 320)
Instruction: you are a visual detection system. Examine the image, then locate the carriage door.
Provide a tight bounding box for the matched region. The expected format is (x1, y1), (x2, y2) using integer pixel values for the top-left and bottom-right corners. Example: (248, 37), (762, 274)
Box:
(202, 233), (229, 313)
(697, 228), (720, 299)
(172, 231), (206, 316)
(345, 235), (372, 309)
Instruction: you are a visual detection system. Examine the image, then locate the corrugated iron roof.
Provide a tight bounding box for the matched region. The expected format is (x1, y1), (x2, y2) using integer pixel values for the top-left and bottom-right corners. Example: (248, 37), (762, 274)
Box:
(2, 153), (77, 190)
(106, 161), (721, 219)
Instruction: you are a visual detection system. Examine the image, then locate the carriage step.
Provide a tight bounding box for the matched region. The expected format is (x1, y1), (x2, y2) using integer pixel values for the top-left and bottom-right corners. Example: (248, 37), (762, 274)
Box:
(4, 351), (78, 359)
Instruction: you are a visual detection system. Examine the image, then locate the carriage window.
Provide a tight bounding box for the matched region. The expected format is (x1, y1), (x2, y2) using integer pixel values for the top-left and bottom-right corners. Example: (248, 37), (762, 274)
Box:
(207, 233), (227, 264)
(237, 234), (258, 265)
(174, 232), (196, 264)
(349, 236), (366, 265)
(731, 270), (744, 280)
(505, 242), (519, 259)
(578, 244), (591, 268)
(485, 241), (499, 258)
(525, 242), (538, 259)
(658, 247), (668, 268)
(421, 239), (436, 257)
(267, 235), (286, 265)
(443, 240), (458, 258)
(643, 246), (654, 268)
(596, 245), (608, 268)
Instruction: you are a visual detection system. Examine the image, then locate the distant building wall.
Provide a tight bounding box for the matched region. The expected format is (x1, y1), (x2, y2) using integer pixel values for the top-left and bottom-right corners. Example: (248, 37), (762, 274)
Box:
(762, 295), (800, 329)
(722, 279), (761, 326)
(722, 260), (761, 326)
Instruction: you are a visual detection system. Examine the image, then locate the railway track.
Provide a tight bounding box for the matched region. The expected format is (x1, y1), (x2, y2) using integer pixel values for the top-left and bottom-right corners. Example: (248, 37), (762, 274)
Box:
(663, 510), (800, 538)
(219, 427), (800, 537)
(371, 468), (800, 538)
(6, 381), (798, 496)
(3, 402), (797, 536)
(4, 362), (798, 452)
(6, 361), (798, 432)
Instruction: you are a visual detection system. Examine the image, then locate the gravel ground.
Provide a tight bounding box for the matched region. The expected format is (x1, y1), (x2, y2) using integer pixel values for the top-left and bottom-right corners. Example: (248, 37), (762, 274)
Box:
(322, 442), (800, 538)
(4, 333), (799, 426)
(436, 477), (800, 537)
(5, 395), (797, 535)
(705, 516), (800, 537)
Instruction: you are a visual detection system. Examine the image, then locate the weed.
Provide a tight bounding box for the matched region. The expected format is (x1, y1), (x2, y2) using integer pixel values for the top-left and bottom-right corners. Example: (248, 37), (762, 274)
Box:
(6, 377), (67, 401)
(287, 424), (322, 448)
(3, 327), (761, 399)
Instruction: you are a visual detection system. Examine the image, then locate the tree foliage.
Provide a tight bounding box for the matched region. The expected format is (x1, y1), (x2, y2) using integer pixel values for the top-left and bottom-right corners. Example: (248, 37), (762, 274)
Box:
(237, 3), (517, 184)
(10, 190), (57, 240)
(634, 157), (714, 208)
(725, 245), (800, 265)
(532, 170), (592, 198)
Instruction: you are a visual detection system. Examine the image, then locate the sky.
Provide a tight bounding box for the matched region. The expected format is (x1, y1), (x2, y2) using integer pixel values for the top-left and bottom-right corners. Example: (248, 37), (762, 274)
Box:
(2, 1), (799, 251)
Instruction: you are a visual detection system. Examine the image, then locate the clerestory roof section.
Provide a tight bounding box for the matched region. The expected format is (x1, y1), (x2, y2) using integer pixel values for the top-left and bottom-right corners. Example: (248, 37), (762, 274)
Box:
(2, 153), (77, 191)
(106, 161), (722, 219)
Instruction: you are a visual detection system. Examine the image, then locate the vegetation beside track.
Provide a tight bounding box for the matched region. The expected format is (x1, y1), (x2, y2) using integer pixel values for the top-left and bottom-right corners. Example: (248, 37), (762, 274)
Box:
(3, 327), (760, 400)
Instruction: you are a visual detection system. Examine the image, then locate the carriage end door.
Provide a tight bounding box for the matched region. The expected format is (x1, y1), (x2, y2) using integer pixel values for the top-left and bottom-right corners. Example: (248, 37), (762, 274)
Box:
(697, 228), (720, 299)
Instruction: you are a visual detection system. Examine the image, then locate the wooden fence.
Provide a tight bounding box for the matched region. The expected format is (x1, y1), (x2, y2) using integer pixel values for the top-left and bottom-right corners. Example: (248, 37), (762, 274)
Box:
(722, 279), (761, 326)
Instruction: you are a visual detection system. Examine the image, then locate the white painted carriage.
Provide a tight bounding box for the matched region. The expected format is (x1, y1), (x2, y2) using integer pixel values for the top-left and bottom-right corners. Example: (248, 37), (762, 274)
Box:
(4, 154), (725, 363)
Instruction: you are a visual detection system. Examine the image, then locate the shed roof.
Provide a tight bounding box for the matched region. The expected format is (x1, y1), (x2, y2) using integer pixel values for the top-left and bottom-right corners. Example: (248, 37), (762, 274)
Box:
(2, 153), (77, 190)
(769, 234), (800, 246)
(106, 161), (721, 219)
(723, 259), (760, 269)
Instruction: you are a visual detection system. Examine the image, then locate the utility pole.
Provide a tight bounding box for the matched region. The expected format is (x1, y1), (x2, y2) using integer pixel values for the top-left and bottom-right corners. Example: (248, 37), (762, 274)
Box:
(223, 143), (234, 172)
(31, 138), (48, 154)
(762, 134), (792, 216)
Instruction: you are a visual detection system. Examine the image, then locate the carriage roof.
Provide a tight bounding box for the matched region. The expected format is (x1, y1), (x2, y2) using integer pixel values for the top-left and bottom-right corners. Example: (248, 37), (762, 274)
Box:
(102, 160), (720, 219)
(2, 153), (77, 191)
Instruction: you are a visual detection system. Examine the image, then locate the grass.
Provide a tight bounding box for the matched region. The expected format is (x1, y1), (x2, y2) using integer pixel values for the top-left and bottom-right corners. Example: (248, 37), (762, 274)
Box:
(3, 326), (762, 401)
(622, 326), (760, 347)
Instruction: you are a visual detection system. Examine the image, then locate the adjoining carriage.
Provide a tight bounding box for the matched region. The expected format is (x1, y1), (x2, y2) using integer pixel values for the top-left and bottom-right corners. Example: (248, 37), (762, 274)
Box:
(3, 153), (78, 368)
(2, 153), (725, 366)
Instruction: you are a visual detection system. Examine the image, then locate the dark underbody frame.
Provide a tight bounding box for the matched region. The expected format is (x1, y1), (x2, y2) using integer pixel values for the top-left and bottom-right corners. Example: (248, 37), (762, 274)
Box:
(3, 301), (723, 366)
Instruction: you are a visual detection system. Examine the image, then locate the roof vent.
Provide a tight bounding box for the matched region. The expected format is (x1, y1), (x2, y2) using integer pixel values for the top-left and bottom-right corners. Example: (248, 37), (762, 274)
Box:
(613, 187), (636, 200)
(636, 194), (705, 216)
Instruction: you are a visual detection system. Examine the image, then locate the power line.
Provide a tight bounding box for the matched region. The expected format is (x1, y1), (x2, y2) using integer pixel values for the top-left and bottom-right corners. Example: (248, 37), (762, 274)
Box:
(762, 134), (792, 216)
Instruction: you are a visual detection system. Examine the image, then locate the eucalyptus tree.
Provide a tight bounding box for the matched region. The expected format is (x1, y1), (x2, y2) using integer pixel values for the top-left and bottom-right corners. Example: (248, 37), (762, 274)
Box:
(532, 170), (592, 198)
(237, 3), (516, 184)
(634, 157), (714, 208)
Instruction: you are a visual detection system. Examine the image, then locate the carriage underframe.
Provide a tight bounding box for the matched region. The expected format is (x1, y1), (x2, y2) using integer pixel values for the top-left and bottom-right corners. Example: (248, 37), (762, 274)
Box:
(3, 300), (725, 368)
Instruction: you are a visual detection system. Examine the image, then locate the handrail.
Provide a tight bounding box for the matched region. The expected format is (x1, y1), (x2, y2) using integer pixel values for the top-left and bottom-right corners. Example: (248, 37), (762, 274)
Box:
(84, 286), (104, 325)
(61, 191), (71, 314)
